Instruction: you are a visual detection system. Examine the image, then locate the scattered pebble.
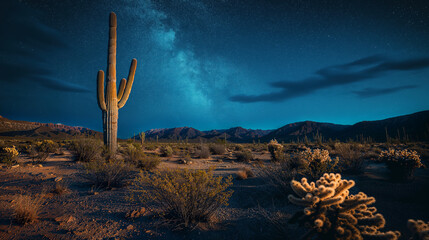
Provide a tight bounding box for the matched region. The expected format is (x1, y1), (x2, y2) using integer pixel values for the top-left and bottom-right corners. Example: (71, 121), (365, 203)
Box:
(54, 177), (63, 182)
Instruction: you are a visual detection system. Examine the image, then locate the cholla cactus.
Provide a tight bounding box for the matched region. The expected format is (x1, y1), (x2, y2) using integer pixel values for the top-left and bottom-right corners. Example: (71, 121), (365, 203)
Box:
(268, 139), (284, 161)
(298, 148), (339, 180)
(408, 219), (429, 240)
(379, 149), (423, 180)
(288, 173), (400, 240)
(0, 146), (19, 165)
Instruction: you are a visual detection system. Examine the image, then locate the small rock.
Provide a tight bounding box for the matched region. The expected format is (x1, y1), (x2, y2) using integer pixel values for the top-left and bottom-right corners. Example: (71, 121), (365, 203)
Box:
(126, 225), (134, 231)
(55, 215), (76, 224)
(54, 177), (63, 182)
(11, 164), (19, 168)
(125, 207), (146, 219)
(38, 164), (43, 168)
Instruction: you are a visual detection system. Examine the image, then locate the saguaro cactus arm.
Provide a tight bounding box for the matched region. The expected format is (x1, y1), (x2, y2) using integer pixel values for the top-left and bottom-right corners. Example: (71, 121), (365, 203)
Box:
(118, 58), (137, 109)
(117, 78), (127, 101)
(97, 70), (107, 111)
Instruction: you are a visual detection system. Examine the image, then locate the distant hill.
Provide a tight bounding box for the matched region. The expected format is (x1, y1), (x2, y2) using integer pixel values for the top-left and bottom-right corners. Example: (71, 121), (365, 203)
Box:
(137, 110), (429, 143)
(2, 110), (429, 142)
(261, 110), (429, 142)
(0, 116), (102, 139)
(134, 126), (272, 143)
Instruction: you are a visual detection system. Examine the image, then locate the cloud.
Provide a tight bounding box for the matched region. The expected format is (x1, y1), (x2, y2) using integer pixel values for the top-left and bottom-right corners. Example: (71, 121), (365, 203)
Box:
(0, 0), (89, 93)
(230, 55), (429, 103)
(352, 85), (417, 98)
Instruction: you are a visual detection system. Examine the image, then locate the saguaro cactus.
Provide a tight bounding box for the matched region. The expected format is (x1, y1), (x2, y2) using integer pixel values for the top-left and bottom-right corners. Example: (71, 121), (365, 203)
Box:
(97, 12), (137, 153)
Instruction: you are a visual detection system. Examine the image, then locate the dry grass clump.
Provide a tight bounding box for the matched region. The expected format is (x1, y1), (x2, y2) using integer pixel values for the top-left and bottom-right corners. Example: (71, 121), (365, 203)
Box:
(52, 181), (69, 195)
(236, 167), (254, 180)
(256, 159), (298, 195)
(331, 142), (365, 174)
(11, 194), (44, 225)
(209, 144), (226, 155)
(379, 148), (424, 181)
(235, 150), (253, 162)
(133, 168), (233, 230)
(84, 159), (135, 189)
(268, 139), (284, 161)
(71, 138), (102, 162)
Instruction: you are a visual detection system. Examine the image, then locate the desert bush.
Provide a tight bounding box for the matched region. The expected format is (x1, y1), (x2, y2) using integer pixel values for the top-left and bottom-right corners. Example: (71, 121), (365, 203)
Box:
(135, 154), (161, 171)
(235, 150), (253, 162)
(145, 143), (158, 151)
(408, 219), (429, 240)
(288, 173), (401, 240)
(29, 140), (59, 163)
(71, 138), (102, 162)
(133, 168), (233, 230)
(297, 148), (339, 180)
(195, 145), (210, 159)
(11, 194), (44, 225)
(268, 139), (284, 161)
(160, 145), (173, 157)
(123, 143), (144, 162)
(379, 148), (424, 181)
(84, 159), (135, 189)
(232, 144), (245, 151)
(256, 159), (298, 195)
(332, 143), (365, 174)
(209, 144), (226, 155)
(0, 145), (19, 165)
(236, 167), (254, 180)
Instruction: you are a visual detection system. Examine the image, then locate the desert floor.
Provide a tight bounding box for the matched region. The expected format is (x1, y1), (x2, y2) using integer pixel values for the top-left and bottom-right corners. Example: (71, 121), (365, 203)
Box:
(1, 149), (428, 240)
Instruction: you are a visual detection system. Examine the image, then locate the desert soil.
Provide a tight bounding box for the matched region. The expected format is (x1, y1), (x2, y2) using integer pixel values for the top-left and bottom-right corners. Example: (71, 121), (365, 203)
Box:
(0, 149), (428, 240)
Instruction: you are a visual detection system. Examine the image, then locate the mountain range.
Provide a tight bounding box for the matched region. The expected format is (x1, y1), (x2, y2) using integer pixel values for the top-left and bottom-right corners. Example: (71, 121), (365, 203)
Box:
(1, 110), (429, 142)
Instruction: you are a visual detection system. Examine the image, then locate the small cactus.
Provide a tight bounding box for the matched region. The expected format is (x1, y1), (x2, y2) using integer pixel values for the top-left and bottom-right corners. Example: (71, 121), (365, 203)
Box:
(97, 12), (137, 153)
(288, 173), (401, 240)
(408, 219), (429, 240)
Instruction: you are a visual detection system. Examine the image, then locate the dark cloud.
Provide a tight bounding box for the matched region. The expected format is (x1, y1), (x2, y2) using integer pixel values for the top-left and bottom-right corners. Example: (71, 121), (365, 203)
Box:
(352, 85), (417, 98)
(230, 55), (429, 103)
(0, 0), (89, 93)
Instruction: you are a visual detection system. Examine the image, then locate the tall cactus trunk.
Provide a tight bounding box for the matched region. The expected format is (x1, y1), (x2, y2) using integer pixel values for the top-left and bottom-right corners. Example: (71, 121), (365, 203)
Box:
(97, 12), (137, 153)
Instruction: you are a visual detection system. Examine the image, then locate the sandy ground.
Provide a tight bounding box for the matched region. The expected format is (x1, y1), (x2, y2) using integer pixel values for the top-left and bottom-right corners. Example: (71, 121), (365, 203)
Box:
(0, 149), (428, 239)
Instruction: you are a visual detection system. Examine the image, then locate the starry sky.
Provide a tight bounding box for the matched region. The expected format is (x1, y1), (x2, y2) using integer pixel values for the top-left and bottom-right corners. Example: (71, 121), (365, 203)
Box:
(1, 0), (429, 138)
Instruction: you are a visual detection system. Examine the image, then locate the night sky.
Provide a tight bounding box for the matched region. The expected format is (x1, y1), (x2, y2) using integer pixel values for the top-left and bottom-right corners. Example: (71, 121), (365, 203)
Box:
(1, 0), (429, 138)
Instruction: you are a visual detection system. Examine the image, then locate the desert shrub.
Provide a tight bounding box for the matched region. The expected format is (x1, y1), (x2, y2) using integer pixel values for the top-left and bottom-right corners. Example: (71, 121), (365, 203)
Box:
(84, 159), (135, 189)
(71, 138), (102, 162)
(235, 150), (253, 162)
(288, 173), (401, 240)
(11, 194), (44, 225)
(236, 167), (254, 180)
(135, 154), (161, 170)
(209, 144), (226, 155)
(160, 145), (173, 157)
(332, 143), (365, 174)
(232, 144), (245, 151)
(195, 145), (210, 159)
(256, 159), (298, 195)
(297, 148), (339, 180)
(379, 148), (424, 181)
(133, 168), (233, 230)
(145, 144), (157, 151)
(408, 219), (429, 240)
(123, 143), (144, 162)
(268, 139), (284, 161)
(0, 145), (19, 165)
(28, 140), (59, 163)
